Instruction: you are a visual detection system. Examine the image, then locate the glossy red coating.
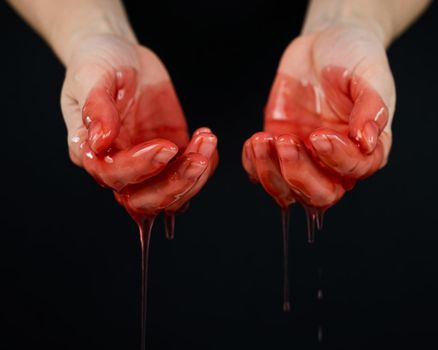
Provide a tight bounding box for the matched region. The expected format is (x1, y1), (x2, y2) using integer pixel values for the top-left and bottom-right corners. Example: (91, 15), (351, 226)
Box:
(242, 66), (390, 209)
(72, 67), (218, 220)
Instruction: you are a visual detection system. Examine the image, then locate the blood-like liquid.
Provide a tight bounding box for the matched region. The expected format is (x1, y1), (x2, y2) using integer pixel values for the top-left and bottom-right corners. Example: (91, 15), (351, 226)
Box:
(137, 216), (155, 350)
(78, 69), (215, 349)
(249, 66), (388, 325)
(164, 213), (176, 240)
(281, 207), (291, 312)
(263, 67), (388, 210)
(304, 206), (325, 244)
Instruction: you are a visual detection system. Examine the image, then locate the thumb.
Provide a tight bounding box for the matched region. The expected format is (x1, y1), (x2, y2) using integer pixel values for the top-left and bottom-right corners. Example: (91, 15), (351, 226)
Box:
(62, 68), (123, 163)
(82, 84), (120, 154)
(343, 64), (395, 154)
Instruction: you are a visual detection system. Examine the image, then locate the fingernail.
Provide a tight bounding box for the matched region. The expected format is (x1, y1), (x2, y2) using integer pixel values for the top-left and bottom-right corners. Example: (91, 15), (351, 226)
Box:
(277, 136), (299, 161)
(362, 120), (379, 153)
(153, 146), (178, 164)
(373, 106), (388, 131)
(194, 127), (212, 135)
(198, 135), (217, 158)
(185, 159), (207, 179)
(310, 134), (332, 154)
(89, 121), (103, 145)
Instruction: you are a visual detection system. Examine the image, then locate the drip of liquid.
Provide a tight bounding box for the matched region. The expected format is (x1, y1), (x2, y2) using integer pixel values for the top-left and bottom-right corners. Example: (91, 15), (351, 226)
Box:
(164, 212), (175, 240)
(281, 207), (291, 312)
(251, 65), (387, 343)
(316, 210), (324, 231)
(317, 288), (323, 301)
(80, 69), (216, 350)
(137, 215), (156, 350)
(316, 260), (324, 345)
(304, 206), (325, 244)
(317, 284), (324, 344)
(306, 207), (325, 345)
(317, 326), (323, 344)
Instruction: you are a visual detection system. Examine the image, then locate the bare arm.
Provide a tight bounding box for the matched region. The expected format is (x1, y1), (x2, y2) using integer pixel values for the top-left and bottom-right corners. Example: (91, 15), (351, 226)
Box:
(302, 0), (432, 47)
(6, 0), (137, 65)
(5, 0), (219, 213)
(242, 0), (431, 209)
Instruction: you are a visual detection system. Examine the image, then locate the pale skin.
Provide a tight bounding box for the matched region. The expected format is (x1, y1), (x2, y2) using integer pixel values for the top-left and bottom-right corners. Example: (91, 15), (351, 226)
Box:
(7, 0), (218, 215)
(242, 0), (431, 208)
(7, 0), (431, 210)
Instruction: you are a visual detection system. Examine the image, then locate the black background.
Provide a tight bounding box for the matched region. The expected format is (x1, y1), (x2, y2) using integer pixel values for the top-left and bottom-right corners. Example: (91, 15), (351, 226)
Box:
(1, 1), (438, 349)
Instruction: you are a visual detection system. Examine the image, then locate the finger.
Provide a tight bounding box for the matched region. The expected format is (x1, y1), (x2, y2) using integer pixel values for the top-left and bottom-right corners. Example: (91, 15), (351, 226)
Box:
(250, 132), (295, 208)
(348, 86), (389, 154)
(318, 65), (394, 154)
(309, 128), (389, 179)
(275, 134), (345, 208)
(82, 86), (120, 154)
(166, 128), (218, 212)
(113, 67), (137, 116)
(184, 128), (217, 161)
(122, 152), (208, 215)
(81, 139), (178, 191)
(242, 138), (259, 183)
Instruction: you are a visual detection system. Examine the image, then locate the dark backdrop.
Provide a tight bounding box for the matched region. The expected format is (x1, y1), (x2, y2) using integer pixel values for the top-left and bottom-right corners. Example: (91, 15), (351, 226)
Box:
(1, 1), (437, 349)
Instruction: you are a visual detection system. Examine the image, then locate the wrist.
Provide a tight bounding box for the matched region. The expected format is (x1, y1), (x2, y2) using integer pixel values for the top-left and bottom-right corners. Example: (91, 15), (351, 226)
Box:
(48, 11), (137, 65)
(302, 1), (394, 47)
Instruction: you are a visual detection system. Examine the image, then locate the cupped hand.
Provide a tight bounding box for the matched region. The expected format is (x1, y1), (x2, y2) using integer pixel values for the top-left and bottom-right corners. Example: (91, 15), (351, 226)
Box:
(62, 34), (218, 217)
(243, 26), (394, 209)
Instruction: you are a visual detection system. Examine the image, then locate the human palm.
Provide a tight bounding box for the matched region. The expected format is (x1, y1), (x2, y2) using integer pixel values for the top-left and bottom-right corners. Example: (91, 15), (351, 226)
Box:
(62, 35), (217, 217)
(243, 26), (394, 208)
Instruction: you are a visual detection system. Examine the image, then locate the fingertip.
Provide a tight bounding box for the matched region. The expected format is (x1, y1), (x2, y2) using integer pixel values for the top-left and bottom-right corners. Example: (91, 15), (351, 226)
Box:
(349, 92), (389, 152)
(88, 120), (104, 153)
(276, 134), (292, 144)
(275, 134), (300, 161)
(152, 145), (179, 164)
(310, 132), (333, 154)
(194, 127), (212, 135)
(196, 133), (218, 158)
(186, 130), (218, 159)
(361, 120), (379, 153)
(252, 131), (273, 143)
(88, 118), (119, 154)
(184, 152), (209, 179)
(251, 132), (274, 160)
(83, 88), (120, 154)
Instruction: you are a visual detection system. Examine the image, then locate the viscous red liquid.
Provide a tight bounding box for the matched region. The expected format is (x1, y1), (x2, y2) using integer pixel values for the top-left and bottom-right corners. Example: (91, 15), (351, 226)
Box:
(79, 69), (212, 350)
(137, 216), (155, 350)
(165, 213), (176, 240)
(281, 207), (291, 312)
(256, 66), (388, 320)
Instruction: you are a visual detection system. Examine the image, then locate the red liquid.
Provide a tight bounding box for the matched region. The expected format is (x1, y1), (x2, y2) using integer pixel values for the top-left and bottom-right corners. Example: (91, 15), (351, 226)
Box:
(76, 68), (216, 349)
(317, 326), (323, 344)
(137, 216), (155, 350)
(244, 65), (389, 313)
(304, 207), (326, 244)
(165, 213), (176, 240)
(281, 207), (291, 312)
(263, 66), (388, 210)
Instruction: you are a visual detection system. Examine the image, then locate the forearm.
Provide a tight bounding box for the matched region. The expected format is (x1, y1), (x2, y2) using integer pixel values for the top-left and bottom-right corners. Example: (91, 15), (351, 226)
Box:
(7, 0), (137, 65)
(302, 0), (432, 47)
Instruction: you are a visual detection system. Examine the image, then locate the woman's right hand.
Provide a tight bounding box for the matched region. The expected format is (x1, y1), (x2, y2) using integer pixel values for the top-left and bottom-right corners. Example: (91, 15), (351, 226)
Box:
(62, 34), (218, 217)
